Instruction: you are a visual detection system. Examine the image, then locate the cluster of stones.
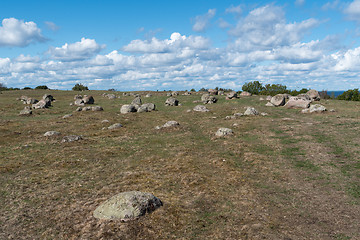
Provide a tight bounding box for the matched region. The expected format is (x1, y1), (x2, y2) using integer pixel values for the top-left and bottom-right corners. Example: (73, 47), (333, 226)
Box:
(74, 95), (95, 106)
(165, 97), (179, 106)
(120, 96), (156, 113)
(226, 91), (238, 100)
(265, 89), (327, 113)
(19, 94), (55, 115)
(102, 93), (117, 99)
(76, 106), (103, 112)
(201, 94), (217, 104)
(225, 106), (267, 119)
(167, 91), (179, 97)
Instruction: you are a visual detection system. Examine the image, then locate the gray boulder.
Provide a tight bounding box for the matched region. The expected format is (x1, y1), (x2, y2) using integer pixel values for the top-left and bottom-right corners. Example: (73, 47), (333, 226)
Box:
(19, 107), (32, 116)
(43, 94), (55, 102)
(193, 105), (209, 112)
(74, 94), (82, 100)
(131, 97), (142, 106)
(108, 123), (123, 130)
(244, 107), (259, 116)
(165, 97), (179, 106)
(25, 98), (38, 104)
(93, 191), (163, 221)
(163, 121), (179, 128)
(172, 91), (179, 96)
(284, 97), (311, 109)
(44, 131), (60, 137)
(82, 95), (94, 104)
(61, 135), (82, 143)
(201, 94), (217, 104)
(215, 128), (233, 137)
(120, 104), (136, 113)
(297, 94), (312, 101)
(226, 91), (238, 99)
(302, 104), (327, 113)
(265, 102), (275, 107)
(208, 89), (218, 95)
(138, 103), (156, 113)
(270, 94), (285, 107)
(32, 99), (51, 109)
(91, 106), (104, 111)
(306, 89), (321, 101)
(62, 114), (73, 119)
(74, 99), (85, 106)
(145, 93), (152, 97)
(82, 106), (92, 111)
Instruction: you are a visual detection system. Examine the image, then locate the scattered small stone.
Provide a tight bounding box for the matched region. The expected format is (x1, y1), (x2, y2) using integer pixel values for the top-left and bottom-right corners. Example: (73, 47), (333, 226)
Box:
(44, 131), (61, 137)
(329, 109), (336, 112)
(69, 103), (74, 106)
(101, 120), (110, 123)
(91, 106), (103, 111)
(108, 123), (123, 130)
(82, 106), (92, 111)
(76, 107), (82, 112)
(215, 127), (234, 137)
(186, 109), (192, 113)
(145, 93), (152, 97)
(193, 105), (209, 112)
(61, 135), (82, 143)
(260, 112), (268, 116)
(63, 114), (73, 119)
(93, 191), (163, 221)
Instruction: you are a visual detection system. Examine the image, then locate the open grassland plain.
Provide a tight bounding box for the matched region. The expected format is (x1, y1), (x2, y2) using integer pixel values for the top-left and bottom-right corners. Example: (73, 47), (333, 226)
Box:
(1, 90), (359, 239)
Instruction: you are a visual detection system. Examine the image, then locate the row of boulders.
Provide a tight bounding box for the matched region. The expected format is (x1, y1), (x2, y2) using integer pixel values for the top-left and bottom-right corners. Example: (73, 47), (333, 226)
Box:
(265, 89), (327, 113)
(225, 107), (267, 119)
(120, 97), (156, 113)
(75, 106), (104, 112)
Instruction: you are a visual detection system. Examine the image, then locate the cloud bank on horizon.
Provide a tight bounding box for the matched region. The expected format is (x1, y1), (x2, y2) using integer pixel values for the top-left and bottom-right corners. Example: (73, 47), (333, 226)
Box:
(0, 1), (360, 91)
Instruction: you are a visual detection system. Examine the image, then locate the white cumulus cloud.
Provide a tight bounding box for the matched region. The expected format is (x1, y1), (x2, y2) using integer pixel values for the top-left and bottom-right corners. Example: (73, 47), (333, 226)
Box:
(123, 32), (210, 53)
(0, 18), (45, 47)
(48, 37), (105, 61)
(192, 9), (216, 32)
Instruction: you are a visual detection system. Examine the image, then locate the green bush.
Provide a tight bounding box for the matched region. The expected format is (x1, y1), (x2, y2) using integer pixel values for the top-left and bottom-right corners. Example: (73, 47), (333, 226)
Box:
(35, 85), (49, 90)
(242, 81), (264, 94)
(259, 84), (289, 96)
(337, 89), (360, 101)
(23, 87), (32, 90)
(72, 83), (89, 91)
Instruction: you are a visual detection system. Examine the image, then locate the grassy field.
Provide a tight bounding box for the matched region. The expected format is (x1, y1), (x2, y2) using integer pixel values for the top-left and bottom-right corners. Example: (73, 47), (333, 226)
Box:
(1, 89), (359, 239)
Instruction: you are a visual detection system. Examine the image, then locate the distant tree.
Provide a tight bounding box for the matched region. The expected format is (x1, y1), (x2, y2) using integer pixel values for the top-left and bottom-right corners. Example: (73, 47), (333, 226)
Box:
(0, 83), (7, 91)
(319, 90), (331, 99)
(35, 85), (49, 90)
(23, 87), (32, 90)
(198, 87), (208, 92)
(72, 83), (89, 91)
(242, 81), (264, 94)
(289, 88), (309, 96)
(259, 84), (289, 96)
(108, 88), (116, 91)
(337, 89), (360, 101)
(190, 88), (196, 92)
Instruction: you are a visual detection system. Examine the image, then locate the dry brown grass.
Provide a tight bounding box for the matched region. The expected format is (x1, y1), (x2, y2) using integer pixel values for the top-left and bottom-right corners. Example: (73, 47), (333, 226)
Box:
(1, 89), (359, 239)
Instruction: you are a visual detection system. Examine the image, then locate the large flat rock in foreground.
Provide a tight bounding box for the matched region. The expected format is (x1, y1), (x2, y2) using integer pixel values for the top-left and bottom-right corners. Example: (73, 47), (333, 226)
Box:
(93, 191), (163, 221)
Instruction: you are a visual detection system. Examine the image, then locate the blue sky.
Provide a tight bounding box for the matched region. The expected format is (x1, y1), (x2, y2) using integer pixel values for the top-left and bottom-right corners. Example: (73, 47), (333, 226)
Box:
(1, 0), (360, 90)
